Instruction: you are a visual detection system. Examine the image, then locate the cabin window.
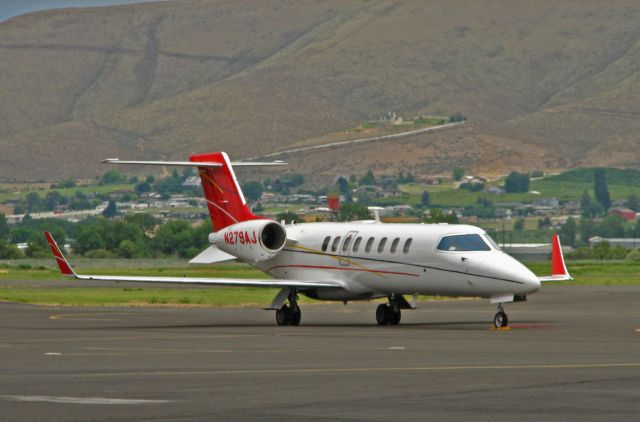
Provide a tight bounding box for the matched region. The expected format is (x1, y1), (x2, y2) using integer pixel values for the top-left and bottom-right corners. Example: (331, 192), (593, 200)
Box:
(365, 237), (375, 253)
(437, 234), (490, 252)
(331, 236), (342, 252)
(390, 238), (400, 253)
(403, 238), (413, 254)
(353, 237), (362, 252)
(378, 237), (387, 253)
(321, 236), (331, 252)
(342, 235), (353, 253)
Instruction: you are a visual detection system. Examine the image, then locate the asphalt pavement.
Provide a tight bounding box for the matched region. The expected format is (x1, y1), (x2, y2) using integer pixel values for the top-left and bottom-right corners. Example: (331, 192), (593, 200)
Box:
(1, 284), (639, 421)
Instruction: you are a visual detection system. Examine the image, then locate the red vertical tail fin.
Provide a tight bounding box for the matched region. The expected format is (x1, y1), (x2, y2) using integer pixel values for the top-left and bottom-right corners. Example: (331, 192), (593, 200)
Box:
(190, 152), (263, 231)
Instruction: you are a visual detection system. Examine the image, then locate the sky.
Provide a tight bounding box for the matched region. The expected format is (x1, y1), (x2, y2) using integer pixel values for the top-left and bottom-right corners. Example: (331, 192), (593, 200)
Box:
(0, 0), (163, 22)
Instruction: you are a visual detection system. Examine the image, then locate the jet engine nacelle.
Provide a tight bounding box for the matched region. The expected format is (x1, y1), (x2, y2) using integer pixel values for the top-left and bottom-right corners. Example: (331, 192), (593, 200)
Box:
(210, 220), (287, 262)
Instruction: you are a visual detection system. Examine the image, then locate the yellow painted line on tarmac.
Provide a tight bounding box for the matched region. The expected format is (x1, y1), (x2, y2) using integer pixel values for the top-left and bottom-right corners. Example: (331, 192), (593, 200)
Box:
(2, 362), (640, 379)
(50, 312), (135, 320)
(1, 334), (265, 344)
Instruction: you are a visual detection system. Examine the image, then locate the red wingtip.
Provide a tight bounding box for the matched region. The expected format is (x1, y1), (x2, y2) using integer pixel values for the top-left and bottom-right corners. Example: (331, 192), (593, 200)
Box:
(551, 233), (568, 277)
(44, 232), (75, 276)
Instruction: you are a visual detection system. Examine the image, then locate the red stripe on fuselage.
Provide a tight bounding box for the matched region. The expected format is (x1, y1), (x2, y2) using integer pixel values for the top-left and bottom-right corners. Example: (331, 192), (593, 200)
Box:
(266, 264), (419, 278)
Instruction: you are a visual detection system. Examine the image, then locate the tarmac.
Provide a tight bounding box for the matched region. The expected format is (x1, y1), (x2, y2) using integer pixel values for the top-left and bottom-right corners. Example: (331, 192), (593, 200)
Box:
(1, 284), (639, 421)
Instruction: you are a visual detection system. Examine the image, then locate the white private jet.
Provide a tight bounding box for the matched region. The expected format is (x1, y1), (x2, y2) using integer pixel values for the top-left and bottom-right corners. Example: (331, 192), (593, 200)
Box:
(45, 151), (571, 328)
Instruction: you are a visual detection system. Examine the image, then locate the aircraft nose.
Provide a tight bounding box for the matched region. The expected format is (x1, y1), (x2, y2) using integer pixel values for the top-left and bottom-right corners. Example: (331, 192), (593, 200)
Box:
(518, 267), (541, 293)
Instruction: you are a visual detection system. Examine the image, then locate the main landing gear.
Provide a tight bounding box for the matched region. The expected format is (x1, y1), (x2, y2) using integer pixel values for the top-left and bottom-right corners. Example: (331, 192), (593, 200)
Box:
(493, 304), (508, 328)
(376, 295), (402, 326)
(276, 289), (301, 326)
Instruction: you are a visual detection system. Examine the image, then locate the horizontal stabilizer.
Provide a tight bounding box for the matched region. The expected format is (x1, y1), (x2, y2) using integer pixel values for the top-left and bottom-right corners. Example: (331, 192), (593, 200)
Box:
(103, 159), (286, 167)
(189, 245), (237, 264)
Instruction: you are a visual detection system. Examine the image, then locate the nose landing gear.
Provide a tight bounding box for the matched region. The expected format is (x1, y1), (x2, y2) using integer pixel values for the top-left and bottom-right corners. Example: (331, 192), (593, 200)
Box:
(493, 304), (509, 328)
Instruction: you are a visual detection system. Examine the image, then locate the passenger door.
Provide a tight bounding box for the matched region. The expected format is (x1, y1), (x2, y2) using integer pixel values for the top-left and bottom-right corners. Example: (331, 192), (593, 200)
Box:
(339, 231), (358, 266)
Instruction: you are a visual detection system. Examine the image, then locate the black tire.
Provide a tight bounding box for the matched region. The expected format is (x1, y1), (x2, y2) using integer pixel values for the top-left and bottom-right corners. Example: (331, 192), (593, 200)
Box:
(276, 305), (289, 326)
(493, 311), (508, 328)
(376, 304), (390, 325)
(289, 305), (301, 326)
(389, 308), (401, 325)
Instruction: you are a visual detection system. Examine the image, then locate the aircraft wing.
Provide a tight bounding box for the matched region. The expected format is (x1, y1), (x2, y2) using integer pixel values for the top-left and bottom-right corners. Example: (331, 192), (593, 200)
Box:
(538, 234), (572, 282)
(44, 232), (342, 290)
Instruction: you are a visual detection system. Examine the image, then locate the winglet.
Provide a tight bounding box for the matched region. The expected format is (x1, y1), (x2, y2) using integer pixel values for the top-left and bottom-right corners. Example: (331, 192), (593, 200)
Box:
(538, 233), (572, 282)
(44, 232), (76, 277)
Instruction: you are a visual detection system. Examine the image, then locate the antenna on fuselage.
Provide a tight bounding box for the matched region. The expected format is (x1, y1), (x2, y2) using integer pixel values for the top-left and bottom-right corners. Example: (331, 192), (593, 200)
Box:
(373, 209), (381, 223)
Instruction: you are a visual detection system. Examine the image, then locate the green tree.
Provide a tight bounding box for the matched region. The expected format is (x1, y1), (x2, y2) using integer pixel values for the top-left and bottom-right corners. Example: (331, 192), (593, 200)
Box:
(578, 219), (595, 246)
(537, 217), (551, 229)
(25, 232), (49, 258)
(69, 191), (91, 210)
(57, 178), (76, 188)
(420, 191), (431, 207)
(276, 211), (302, 224)
(0, 239), (21, 259)
(560, 217), (577, 246)
(151, 220), (203, 258)
(514, 218), (525, 230)
(359, 170), (376, 186)
(580, 191), (603, 218)
(242, 181), (264, 201)
(117, 239), (138, 259)
(449, 112), (466, 122)
(102, 200), (118, 218)
(424, 208), (458, 224)
(100, 169), (126, 185)
(504, 172), (530, 193)
(336, 177), (350, 194)
(597, 215), (625, 238)
(628, 193), (639, 212)
(124, 214), (158, 233)
(594, 169), (611, 210)
(75, 226), (105, 255)
(339, 203), (371, 222)
(289, 174), (305, 187)
(25, 192), (43, 213)
(44, 191), (67, 211)
(452, 167), (465, 181)
(135, 181), (151, 194)
(0, 213), (8, 240)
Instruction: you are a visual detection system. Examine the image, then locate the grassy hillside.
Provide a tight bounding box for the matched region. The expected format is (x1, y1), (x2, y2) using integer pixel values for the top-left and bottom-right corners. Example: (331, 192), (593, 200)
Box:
(1, 1), (640, 180)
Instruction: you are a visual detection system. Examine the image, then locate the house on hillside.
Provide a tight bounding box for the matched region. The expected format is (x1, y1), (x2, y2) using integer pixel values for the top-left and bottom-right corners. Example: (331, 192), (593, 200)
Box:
(609, 207), (637, 221)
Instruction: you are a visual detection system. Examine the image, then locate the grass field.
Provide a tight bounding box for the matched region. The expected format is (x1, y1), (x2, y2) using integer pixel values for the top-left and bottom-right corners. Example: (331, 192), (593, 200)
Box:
(398, 168), (640, 208)
(1, 260), (639, 307)
(0, 183), (135, 202)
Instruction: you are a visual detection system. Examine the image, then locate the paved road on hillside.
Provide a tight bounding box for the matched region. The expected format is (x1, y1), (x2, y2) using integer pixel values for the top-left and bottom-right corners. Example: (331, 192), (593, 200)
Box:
(248, 121), (467, 160)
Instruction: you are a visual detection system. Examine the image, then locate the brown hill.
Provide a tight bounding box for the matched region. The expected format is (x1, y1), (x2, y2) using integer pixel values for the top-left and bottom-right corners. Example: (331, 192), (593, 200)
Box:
(1, 0), (640, 181)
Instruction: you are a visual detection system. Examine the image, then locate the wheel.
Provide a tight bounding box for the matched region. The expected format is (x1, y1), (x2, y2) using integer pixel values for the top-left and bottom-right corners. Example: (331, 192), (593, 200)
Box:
(493, 311), (508, 328)
(276, 305), (290, 326)
(289, 305), (301, 326)
(389, 308), (401, 325)
(376, 304), (390, 325)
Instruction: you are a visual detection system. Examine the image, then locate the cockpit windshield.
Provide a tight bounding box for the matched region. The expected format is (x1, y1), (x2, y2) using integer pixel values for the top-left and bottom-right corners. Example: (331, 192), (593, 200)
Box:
(483, 234), (502, 251)
(437, 234), (491, 252)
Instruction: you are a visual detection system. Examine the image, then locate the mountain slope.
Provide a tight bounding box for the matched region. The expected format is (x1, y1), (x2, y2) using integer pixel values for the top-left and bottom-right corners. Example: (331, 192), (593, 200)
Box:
(1, 0), (640, 180)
